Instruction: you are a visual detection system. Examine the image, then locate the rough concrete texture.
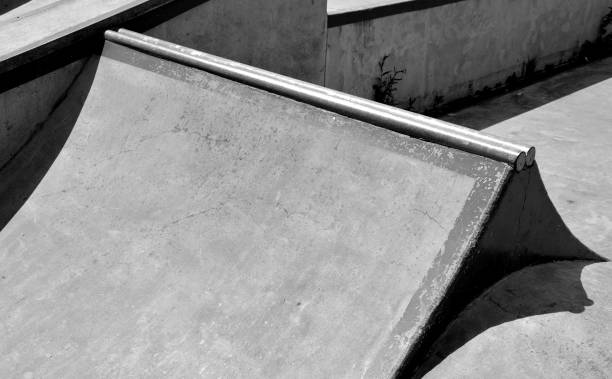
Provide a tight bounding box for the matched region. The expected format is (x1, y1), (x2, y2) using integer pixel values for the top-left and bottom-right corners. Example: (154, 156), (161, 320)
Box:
(146, 0), (327, 84)
(484, 77), (612, 259)
(325, 0), (610, 110)
(0, 41), (513, 378)
(0, 59), (85, 168)
(422, 261), (612, 378)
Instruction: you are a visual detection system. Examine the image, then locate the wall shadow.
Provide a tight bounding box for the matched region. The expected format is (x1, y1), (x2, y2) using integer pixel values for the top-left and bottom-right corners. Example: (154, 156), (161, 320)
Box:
(413, 260), (602, 377)
(439, 58), (612, 130)
(121, 0), (211, 32)
(0, 55), (99, 232)
(0, 0), (29, 16)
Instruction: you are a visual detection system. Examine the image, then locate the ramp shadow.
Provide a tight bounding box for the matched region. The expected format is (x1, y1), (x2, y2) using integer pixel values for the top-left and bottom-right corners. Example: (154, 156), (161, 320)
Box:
(413, 259), (602, 378)
(440, 58), (612, 130)
(0, 55), (99, 232)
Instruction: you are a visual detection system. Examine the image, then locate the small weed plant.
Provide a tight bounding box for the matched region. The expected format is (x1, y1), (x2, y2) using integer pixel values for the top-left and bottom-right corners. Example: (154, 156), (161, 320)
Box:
(373, 55), (406, 106)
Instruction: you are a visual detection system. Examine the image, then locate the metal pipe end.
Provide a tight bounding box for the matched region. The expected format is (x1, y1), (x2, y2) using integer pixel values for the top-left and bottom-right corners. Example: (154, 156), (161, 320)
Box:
(515, 152), (527, 172)
(525, 146), (536, 166)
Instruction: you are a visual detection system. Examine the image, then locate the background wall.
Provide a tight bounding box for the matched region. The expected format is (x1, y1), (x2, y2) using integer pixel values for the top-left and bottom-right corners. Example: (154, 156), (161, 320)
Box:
(325, 0), (612, 111)
(147, 0), (328, 84)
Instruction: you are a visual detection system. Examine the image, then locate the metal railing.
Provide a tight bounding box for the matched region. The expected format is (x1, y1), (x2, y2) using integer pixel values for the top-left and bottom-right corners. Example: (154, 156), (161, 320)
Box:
(105, 29), (535, 171)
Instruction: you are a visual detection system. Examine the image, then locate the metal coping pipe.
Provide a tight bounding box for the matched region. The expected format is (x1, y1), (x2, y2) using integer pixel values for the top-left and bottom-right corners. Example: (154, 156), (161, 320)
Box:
(116, 29), (535, 168)
(105, 29), (533, 171)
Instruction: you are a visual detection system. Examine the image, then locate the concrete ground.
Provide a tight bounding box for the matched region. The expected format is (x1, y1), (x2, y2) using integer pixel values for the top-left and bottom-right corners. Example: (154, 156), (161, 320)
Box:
(423, 57), (612, 378)
(423, 261), (612, 378)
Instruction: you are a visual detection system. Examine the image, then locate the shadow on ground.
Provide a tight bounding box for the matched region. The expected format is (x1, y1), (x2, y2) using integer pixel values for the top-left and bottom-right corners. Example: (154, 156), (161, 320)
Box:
(414, 260), (603, 377)
(440, 57), (612, 130)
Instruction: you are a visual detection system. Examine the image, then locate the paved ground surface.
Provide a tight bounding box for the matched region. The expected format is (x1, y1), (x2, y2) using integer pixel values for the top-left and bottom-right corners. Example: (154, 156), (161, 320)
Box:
(423, 58), (612, 378)
(423, 261), (612, 378)
(0, 41), (513, 378)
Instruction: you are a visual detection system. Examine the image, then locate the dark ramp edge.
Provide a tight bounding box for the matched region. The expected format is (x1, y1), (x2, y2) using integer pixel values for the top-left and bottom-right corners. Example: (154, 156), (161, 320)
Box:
(398, 163), (605, 378)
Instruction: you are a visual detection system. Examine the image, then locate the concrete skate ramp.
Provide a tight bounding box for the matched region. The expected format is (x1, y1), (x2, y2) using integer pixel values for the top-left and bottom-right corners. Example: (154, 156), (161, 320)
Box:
(0, 32), (600, 377)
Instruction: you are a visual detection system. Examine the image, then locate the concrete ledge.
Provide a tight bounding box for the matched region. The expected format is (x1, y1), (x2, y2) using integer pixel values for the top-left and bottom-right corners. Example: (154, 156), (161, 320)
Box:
(328, 0), (463, 27)
(0, 0), (175, 75)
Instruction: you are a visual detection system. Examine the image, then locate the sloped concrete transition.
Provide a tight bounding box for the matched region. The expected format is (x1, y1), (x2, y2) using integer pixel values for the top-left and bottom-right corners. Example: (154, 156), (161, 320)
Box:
(0, 31), (604, 377)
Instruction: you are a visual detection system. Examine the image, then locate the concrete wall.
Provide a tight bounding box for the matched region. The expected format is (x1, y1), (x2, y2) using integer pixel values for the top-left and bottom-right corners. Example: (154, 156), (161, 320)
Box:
(147, 0), (328, 84)
(326, 0), (612, 111)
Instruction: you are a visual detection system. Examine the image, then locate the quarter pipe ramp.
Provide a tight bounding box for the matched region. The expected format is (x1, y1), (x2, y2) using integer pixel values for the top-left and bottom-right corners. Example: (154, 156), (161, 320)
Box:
(0, 31), (601, 378)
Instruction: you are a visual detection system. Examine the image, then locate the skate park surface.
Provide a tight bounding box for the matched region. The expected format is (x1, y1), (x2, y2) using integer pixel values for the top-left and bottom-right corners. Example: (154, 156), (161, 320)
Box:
(1, 1), (612, 378)
(6, 35), (496, 377)
(0, 29), (608, 378)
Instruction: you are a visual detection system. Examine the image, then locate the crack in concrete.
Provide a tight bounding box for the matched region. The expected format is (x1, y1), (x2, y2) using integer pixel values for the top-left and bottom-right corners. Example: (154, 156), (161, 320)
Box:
(409, 208), (446, 231)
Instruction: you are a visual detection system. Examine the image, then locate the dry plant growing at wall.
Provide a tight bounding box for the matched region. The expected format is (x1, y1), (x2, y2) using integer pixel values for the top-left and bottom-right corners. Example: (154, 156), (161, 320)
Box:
(584, 7), (612, 60)
(599, 7), (612, 44)
(373, 55), (406, 106)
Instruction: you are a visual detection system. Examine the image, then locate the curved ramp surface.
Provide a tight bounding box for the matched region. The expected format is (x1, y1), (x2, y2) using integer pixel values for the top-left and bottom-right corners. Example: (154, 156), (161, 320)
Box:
(0, 35), (600, 377)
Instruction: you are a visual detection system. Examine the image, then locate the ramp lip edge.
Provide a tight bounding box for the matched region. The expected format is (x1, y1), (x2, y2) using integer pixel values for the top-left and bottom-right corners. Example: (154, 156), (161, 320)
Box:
(0, 0), (175, 75)
(105, 29), (534, 171)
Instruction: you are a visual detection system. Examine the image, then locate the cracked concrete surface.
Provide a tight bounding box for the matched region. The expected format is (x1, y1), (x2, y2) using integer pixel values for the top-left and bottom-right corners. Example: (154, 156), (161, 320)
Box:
(0, 41), (511, 377)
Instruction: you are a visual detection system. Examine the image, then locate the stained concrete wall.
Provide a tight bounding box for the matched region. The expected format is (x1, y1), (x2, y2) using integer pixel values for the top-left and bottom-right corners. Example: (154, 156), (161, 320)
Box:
(146, 0), (328, 84)
(325, 0), (612, 111)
